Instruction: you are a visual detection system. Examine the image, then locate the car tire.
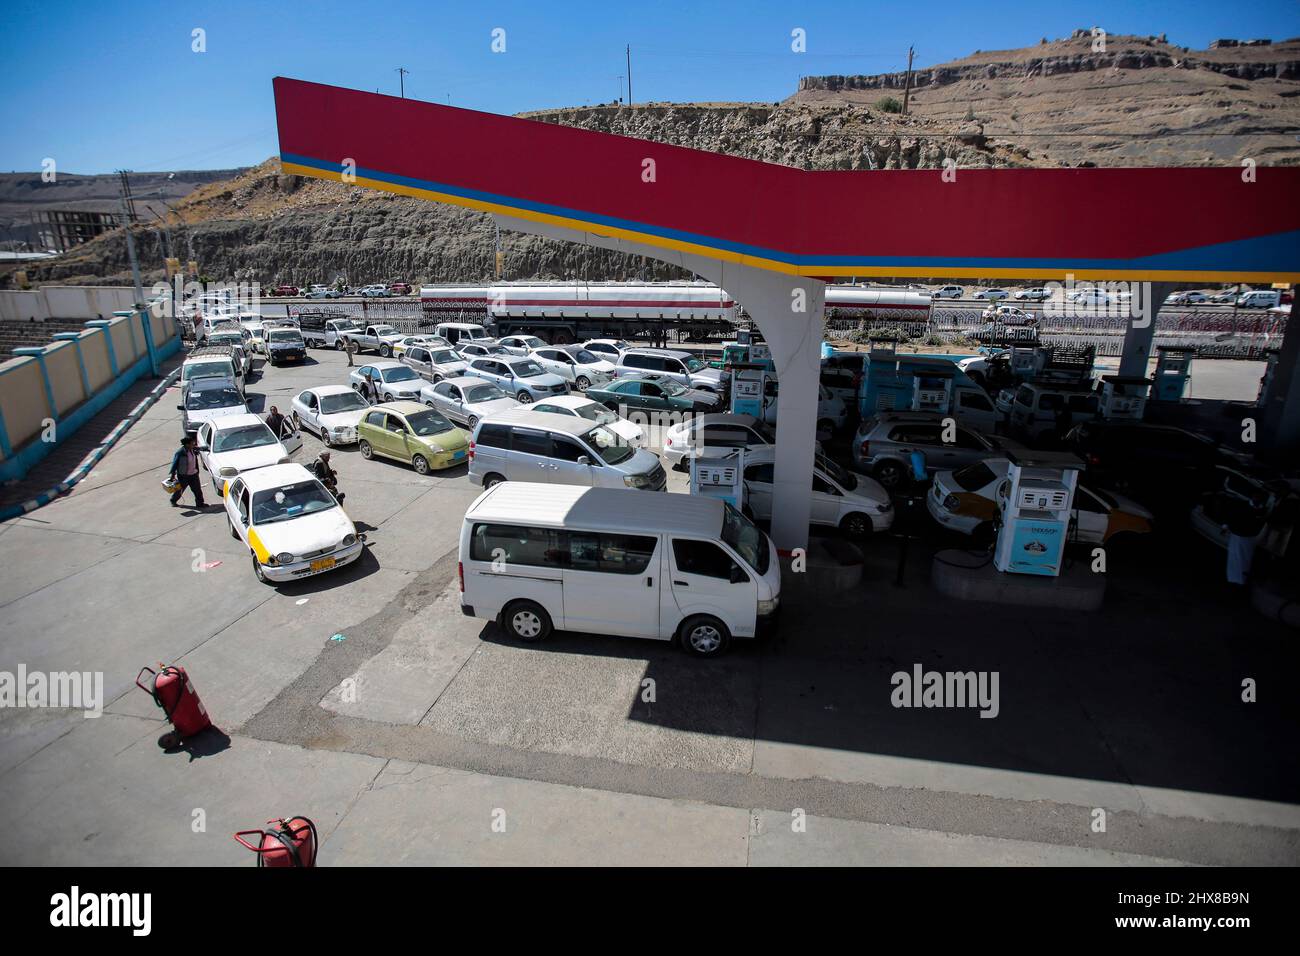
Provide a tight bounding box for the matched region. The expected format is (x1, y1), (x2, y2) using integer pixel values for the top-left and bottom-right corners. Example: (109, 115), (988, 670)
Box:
(230, 518), (239, 540)
(874, 459), (905, 489)
(501, 600), (552, 643)
(483, 473), (505, 489)
(516, 391), (533, 404)
(412, 454), (430, 475)
(678, 615), (730, 658)
(467, 414), (479, 429)
(359, 440), (374, 460)
(335, 339), (345, 351)
(425, 400), (437, 408)
(575, 375), (590, 390)
(840, 512), (872, 539)
(380, 344), (392, 358)
(252, 552), (271, 585)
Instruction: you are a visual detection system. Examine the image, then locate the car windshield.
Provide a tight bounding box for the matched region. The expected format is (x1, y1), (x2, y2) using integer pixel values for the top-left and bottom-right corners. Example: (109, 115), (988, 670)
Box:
(721, 502), (769, 575)
(522, 337), (544, 349)
(816, 452), (857, 492)
(213, 423), (277, 452)
(268, 330), (302, 342)
(431, 350), (460, 363)
(683, 356), (706, 372)
(319, 392), (369, 414)
(511, 360), (546, 378)
(573, 403), (616, 425)
(186, 386), (242, 410)
(951, 461), (996, 492)
(464, 384), (506, 403)
(656, 378), (687, 396)
(185, 362), (231, 381)
(405, 409), (454, 436)
(251, 480), (336, 524)
(568, 349), (600, 364)
(383, 366), (420, 383)
(210, 334), (241, 345)
(585, 424), (634, 465)
(484, 345), (509, 355)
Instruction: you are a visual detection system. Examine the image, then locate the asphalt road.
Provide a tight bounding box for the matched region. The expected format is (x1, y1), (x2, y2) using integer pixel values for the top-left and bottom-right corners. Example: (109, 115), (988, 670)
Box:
(0, 345), (1295, 866)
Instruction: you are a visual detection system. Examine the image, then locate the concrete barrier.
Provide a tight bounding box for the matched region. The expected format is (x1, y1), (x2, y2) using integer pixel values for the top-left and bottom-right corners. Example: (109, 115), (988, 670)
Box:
(0, 309), (180, 484)
(0, 286), (136, 321)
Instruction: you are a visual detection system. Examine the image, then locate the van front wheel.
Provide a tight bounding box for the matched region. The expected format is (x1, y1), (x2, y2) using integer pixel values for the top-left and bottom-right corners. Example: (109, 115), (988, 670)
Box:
(679, 615), (730, 658)
(502, 600), (552, 643)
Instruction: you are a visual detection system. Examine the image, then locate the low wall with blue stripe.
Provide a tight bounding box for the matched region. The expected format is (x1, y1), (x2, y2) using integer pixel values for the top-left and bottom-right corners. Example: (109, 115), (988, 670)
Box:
(0, 308), (179, 485)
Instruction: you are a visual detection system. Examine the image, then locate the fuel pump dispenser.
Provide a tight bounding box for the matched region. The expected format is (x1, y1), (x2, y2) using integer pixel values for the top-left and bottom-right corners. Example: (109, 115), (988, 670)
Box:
(1153, 347), (1195, 402)
(1099, 374), (1151, 421)
(912, 371), (954, 414)
(727, 340), (776, 419)
(689, 445), (747, 510)
(994, 450), (1083, 577)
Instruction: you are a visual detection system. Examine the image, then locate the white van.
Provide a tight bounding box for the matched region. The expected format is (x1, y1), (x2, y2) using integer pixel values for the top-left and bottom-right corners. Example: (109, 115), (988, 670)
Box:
(459, 482), (780, 656)
(434, 322), (493, 346)
(1237, 290), (1281, 309)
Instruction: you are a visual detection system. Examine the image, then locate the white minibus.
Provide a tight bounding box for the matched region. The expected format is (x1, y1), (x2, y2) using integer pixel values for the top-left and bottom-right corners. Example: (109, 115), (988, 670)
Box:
(459, 482), (780, 657)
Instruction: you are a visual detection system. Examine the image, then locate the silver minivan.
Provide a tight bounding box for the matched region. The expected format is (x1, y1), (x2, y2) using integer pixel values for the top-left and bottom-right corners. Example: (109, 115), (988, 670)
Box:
(469, 408), (667, 491)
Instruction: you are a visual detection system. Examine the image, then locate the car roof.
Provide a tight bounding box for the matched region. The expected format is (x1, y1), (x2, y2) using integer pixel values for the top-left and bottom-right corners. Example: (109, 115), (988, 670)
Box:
(441, 376), (494, 388)
(364, 359), (405, 369)
(623, 347), (690, 358)
(209, 413), (267, 430)
(530, 394), (595, 409)
(371, 400), (431, 416)
(305, 384), (356, 396)
(468, 481), (722, 536)
(480, 408), (597, 436)
(238, 463), (316, 492)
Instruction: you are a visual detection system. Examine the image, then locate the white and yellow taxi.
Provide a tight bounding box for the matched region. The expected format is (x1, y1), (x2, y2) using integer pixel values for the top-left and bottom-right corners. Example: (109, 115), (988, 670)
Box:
(223, 463), (364, 584)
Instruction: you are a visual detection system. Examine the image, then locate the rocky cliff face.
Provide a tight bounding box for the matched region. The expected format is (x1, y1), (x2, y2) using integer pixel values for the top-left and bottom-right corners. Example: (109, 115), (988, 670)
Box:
(13, 102), (1019, 289)
(793, 32), (1300, 167)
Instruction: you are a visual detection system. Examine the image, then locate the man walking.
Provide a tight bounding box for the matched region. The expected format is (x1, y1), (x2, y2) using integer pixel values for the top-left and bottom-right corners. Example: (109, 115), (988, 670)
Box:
(312, 450), (344, 504)
(346, 337), (356, 367)
(168, 435), (206, 509)
(265, 405), (287, 440)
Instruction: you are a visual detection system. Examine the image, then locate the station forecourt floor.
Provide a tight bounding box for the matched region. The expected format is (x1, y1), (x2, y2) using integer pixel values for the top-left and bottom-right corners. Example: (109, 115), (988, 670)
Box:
(0, 342), (1295, 866)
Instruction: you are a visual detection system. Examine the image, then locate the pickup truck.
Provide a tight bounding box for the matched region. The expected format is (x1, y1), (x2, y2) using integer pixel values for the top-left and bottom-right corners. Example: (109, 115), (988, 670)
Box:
(339, 323), (408, 357)
(298, 313), (362, 349)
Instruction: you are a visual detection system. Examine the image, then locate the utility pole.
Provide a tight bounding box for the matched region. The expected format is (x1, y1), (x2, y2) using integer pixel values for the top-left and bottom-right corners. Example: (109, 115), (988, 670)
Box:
(626, 45), (633, 106)
(395, 67), (409, 98)
(902, 46), (914, 115)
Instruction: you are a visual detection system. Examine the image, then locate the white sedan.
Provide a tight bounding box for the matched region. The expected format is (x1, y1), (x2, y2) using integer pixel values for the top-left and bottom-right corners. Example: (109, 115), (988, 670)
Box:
(291, 385), (371, 446)
(741, 446), (893, 539)
(530, 394), (645, 446)
(420, 375), (520, 428)
(972, 289), (1010, 300)
(224, 463), (364, 584)
(349, 361), (425, 403)
(498, 334), (547, 356)
(528, 345), (616, 390)
(582, 339), (631, 361)
(195, 413), (300, 494)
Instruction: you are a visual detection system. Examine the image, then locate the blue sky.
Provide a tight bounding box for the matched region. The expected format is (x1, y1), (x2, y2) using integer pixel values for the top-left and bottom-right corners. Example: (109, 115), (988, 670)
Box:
(2, 0), (1297, 174)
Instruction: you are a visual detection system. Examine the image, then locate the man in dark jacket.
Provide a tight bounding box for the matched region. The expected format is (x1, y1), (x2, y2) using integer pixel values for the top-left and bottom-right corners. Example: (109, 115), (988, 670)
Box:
(169, 435), (206, 508)
(264, 405), (287, 440)
(312, 450), (344, 504)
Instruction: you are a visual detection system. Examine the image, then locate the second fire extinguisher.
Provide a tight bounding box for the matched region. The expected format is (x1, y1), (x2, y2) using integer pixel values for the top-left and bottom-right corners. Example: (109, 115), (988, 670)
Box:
(135, 664), (212, 738)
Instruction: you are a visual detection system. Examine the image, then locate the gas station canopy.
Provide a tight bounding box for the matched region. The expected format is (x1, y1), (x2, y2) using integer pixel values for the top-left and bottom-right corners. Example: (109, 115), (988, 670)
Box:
(273, 77), (1300, 284)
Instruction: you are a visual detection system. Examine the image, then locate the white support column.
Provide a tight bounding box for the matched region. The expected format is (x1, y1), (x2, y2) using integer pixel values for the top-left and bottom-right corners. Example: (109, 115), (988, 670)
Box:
(1118, 281), (1178, 378)
(491, 215), (827, 551)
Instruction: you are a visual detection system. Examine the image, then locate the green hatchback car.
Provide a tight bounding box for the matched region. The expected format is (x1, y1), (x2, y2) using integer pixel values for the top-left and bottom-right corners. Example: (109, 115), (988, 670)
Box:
(356, 401), (470, 475)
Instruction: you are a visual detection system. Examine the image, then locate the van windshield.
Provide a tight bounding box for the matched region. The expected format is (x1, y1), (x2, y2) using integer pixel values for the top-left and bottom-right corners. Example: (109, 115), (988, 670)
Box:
(586, 424), (634, 465)
(721, 503), (769, 575)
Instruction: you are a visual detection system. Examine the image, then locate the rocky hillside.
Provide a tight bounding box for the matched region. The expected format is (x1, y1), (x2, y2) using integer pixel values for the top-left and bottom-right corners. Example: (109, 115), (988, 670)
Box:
(6, 102), (1023, 289)
(794, 31), (1300, 166)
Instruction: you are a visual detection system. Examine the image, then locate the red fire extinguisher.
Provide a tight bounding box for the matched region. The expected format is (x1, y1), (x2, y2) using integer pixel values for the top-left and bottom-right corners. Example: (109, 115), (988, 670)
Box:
(135, 664), (212, 738)
(234, 817), (318, 867)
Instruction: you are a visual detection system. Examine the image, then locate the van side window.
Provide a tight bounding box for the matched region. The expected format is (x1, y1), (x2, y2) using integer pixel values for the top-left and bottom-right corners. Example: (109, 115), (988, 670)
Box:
(511, 430), (550, 456)
(569, 533), (656, 574)
(477, 423), (510, 448)
(551, 437), (589, 462)
(672, 539), (741, 581)
(470, 524), (566, 568)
